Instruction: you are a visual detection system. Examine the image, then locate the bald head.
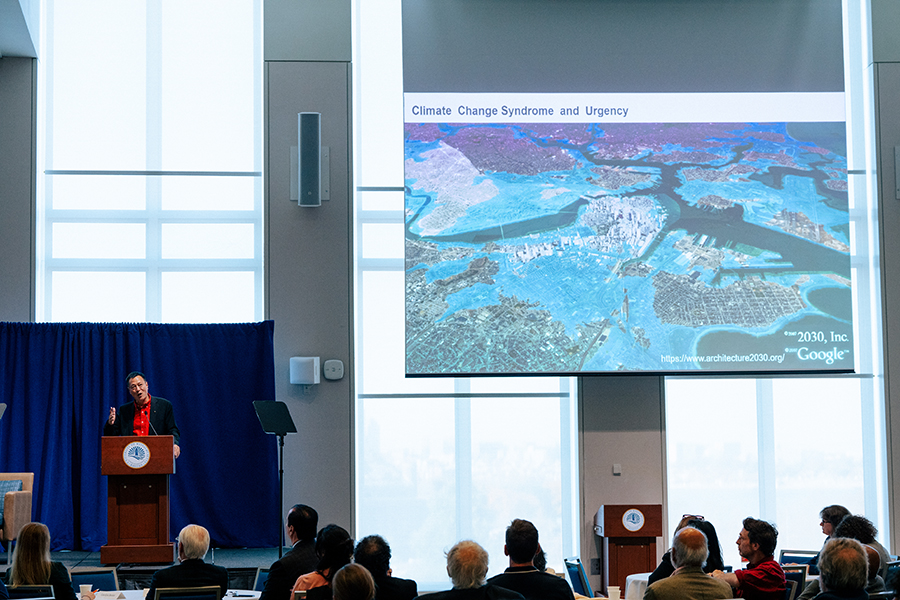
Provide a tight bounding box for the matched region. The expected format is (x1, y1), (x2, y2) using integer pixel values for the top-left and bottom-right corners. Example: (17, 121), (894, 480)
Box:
(671, 526), (709, 569)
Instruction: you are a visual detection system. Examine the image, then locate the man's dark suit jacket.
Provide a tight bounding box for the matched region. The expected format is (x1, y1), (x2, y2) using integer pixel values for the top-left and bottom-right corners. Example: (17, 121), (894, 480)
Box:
(103, 396), (180, 444)
(260, 540), (318, 600)
(420, 585), (525, 600)
(487, 567), (575, 600)
(373, 574), (417, 600)
(147, 558), (229, 600)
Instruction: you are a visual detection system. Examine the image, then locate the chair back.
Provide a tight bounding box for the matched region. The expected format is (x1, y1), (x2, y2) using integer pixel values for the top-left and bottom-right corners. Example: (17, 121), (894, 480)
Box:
(69, 567), (119, 592)
(8, 585), (54, 600)
(782, 567), (806, 600)
(252, 568), (269, 592)
(783, 579), (798, 600)
(0, 473), (34, 493)
(154, 585), (221, 600)
(563, 557), (594, 598)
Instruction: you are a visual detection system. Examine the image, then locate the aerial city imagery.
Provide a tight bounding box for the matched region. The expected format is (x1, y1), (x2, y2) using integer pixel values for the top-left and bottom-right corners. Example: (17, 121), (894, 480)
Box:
(404, 119), (853, 375)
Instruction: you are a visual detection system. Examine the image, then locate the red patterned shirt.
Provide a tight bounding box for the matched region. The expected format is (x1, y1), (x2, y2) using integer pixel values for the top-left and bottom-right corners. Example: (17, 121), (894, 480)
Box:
(132, 397), (152, 436)
(735, 557), (786, 600)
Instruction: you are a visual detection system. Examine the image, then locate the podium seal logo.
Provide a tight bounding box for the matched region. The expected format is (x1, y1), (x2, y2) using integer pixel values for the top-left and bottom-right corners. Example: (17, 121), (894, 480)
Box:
(123, 441), (151, 469)
(622, 508), (645, 532)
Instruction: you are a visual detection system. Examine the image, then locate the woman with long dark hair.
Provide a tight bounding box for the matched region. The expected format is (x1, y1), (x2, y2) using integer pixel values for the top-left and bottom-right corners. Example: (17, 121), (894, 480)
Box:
(291, 524), (354, 598)
(648, 516), (725, 584)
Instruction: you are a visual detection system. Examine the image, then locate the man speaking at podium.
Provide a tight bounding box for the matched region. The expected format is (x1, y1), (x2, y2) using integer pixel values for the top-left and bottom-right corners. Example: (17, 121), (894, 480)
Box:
(104, 371), (181, 458)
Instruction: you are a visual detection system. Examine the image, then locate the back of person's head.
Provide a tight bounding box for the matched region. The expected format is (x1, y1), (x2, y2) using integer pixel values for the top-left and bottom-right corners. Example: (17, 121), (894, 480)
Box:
(354, 535), (392, 577)
(742, 517), (778, 557)
(671, 527), (709, 569)
(446, 540), (489, 589)
(505, 519), (539, 564)
(819, 537), (868, 593)
(820, 505), (851, 530)
(687, 519), (724, 571)
(315, 524), (354, 580)
(289, 504), (319, 541)
(833, 515), (877, 545)
(673, 514), (699, 537)
(332, 564), (375, 600)
(179, 524), (211, 560)
(10, 522), (52, 586)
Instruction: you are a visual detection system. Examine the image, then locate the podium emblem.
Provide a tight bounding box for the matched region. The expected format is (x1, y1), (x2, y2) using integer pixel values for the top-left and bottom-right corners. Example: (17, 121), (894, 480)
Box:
(622, 508), (645, 532)
(123, 441), (151, 469)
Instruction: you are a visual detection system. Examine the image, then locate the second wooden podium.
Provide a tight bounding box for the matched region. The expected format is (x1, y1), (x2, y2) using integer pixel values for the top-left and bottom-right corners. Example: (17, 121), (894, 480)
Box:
(101, 436), (175, 564)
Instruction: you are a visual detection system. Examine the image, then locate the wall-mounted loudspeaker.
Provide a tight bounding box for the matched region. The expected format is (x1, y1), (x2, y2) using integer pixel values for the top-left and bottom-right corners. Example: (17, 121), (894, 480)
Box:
(298, 112), (322, 207)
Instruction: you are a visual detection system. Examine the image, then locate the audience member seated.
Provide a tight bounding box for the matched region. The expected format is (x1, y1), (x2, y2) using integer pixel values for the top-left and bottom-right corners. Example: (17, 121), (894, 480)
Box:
(833, 515), (890, 581)
(292, 524), (354, 597)
(814, 538), (869, 600)
(353, 535), (417, 600)
(6, 522), (81, 600)
(486, 519), (574, 600)
(650, 516), (725, 585)
(422, 540), (524, 600)
(797, 535), (885, 600)
(147, 524), (229, 600)
(332, 565), (376, 600)
(712, 517), (785, 600)
(807, 505), (850, 575)
(261, 504), (319, 600)
(643, 526), (733, 600)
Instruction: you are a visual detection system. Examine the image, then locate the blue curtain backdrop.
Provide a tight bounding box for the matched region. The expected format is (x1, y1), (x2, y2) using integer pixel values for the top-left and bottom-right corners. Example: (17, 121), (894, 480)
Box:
(0, 321), (279, 551)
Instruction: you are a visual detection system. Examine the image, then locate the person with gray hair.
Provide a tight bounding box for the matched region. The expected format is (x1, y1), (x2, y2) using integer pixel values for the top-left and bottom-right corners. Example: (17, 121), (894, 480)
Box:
(643, 527), (733, 600)
(815, 538), (869, 600)
(425, 540), (524, 600)
(148, 525), (229, 600)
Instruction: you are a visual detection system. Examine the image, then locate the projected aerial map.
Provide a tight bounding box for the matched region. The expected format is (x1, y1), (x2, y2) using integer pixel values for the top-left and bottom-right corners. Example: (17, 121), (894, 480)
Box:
(405, 121), (853, 374)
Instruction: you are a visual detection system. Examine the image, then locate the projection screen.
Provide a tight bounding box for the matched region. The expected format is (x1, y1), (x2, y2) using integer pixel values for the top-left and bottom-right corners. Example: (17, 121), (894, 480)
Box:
(403, 0), (852, 376)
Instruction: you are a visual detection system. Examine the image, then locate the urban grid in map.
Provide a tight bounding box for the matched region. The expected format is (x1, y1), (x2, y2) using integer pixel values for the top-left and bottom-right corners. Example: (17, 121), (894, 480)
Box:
(404, 121), (853, 374)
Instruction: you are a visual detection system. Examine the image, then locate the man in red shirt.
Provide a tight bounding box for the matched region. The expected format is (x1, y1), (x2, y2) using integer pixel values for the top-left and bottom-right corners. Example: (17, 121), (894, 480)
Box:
(104, 371), (181, 458)
(712, 517), (785, 600)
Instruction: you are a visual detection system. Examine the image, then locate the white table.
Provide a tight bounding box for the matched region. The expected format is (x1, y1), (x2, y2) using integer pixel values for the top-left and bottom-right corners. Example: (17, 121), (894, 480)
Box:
(95, 590), (259, 600)
(624, 572), (652, 600)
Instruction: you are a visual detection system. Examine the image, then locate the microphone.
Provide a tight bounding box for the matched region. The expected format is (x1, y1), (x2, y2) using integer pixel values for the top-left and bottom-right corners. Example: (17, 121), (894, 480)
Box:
(149, 417), (159, 436)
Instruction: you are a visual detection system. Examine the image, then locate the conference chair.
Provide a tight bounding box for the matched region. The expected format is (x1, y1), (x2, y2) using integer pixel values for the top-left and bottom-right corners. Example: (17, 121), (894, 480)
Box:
(154, 586), (221, 600)
(7, 585), (54, 600)
(69, 567), (119, 592)
(783, 579), (798, 600)
(781, 565), (807, 600)
(563, 558), (594, 598)
(252, 568), (269, 592)
(0, 472), (34, 565)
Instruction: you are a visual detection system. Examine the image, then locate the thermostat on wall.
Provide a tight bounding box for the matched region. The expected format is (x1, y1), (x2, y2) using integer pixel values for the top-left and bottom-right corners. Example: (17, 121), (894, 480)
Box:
(323, 359), (344, 380)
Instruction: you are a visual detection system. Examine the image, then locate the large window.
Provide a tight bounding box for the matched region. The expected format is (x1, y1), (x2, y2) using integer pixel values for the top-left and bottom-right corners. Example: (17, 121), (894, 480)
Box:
(38, 0), (263, 323)
(352, 0), (579, 590)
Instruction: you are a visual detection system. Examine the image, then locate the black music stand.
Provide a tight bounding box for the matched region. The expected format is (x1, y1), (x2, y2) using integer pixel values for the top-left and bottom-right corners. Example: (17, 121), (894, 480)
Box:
(253, 401), (297, 558)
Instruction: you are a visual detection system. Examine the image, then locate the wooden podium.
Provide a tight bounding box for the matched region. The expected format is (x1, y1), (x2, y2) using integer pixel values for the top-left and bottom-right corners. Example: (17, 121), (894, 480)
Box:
(101, 436), (175, 564)
(595, 504), (663, 592)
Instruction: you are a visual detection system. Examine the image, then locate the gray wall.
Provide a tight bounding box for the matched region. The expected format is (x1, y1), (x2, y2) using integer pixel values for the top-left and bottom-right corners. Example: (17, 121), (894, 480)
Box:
(265, 58), (355, 533)
(0, 56), (35, 322)
(580, 376), (666, 591)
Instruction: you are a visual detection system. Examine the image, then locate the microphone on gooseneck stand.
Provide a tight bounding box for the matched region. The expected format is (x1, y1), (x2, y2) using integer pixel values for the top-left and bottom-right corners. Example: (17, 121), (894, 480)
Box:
(149, 415), (158, 435)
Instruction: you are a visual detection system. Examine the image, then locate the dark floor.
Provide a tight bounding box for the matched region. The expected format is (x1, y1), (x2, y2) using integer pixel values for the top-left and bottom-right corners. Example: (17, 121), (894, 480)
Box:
(0, 547), (285, 591)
